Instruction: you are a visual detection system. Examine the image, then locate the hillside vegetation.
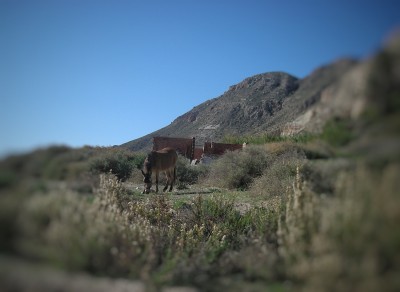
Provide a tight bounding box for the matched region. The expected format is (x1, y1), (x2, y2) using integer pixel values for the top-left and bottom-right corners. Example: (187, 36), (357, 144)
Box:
(122, 59), (358, 151)
(1, 36), (400, 291)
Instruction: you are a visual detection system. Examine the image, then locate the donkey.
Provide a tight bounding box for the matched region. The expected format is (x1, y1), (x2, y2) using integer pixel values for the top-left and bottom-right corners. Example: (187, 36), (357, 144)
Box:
(141, 147), (178, 194)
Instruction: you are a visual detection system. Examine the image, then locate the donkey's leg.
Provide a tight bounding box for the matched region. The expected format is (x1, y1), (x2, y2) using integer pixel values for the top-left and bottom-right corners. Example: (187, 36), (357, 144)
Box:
(163, 170), (170, 192)
(155, 171), (159, 193)
(168, 167), (176, 192)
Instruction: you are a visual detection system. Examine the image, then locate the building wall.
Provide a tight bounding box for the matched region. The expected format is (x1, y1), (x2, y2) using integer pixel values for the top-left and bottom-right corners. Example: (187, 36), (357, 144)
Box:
(193, 148), (203, 160)
(153, 137), (243, 161)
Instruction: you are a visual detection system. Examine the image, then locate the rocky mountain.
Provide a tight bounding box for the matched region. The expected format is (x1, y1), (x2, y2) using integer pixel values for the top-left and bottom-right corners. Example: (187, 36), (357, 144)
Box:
(122, 35), (399, 152)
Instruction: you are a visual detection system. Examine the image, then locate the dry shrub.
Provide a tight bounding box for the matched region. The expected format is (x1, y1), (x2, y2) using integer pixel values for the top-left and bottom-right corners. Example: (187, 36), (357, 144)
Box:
(175, 155), (210, 189)
(9, 148), (399, 291)
(303, 163), (400, 292)
(250, 141), (342, 199)
(15, 175), (150, 276)
(300, 158), (354, 195)
(301, 140), (335, 159)
(250, 156), (303, 198)
(277, 166), (320, 279)
(205, 143), (309, 193)
(264, 140), (333, 159)
(278, 163), (400, 291)
(89, 148), (145, 181)
(205, 146), (272, 190)
(249, 143), (307, 198)
(130, 167), (145, 184)
(264, 141), (299, 155)
(11, 173), (282, 289)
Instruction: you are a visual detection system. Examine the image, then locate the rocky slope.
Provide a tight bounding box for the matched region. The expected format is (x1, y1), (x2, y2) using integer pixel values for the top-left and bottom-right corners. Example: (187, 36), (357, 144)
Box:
(121, 48), (388, 150)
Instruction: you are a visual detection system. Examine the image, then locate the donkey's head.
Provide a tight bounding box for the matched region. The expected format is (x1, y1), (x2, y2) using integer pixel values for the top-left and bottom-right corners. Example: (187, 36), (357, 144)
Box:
(141, 169), (152, 194)
(141, 154), (152, 194)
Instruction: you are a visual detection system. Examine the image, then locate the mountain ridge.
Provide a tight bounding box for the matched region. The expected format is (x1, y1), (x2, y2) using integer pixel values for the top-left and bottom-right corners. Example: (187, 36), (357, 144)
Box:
(122, 58), (359, 151)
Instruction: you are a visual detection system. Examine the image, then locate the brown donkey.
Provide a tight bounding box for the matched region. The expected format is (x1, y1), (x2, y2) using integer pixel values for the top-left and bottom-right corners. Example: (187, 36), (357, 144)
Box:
(141, 147), (178, 194)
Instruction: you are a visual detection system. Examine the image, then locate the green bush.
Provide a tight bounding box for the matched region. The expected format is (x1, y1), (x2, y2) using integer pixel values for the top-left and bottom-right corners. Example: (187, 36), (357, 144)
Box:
(1, 145), (106, 181)
(0, 170), (16, 189)
(1, 145), (72, 179)
(366, 48), (400, 118)
(10, 173), (282, 289)
(41, 147), (93, 180)
(15, 177), (146, 275)
(6, 157), (400, 291)
(3, 126), (399, 291)
(320, 118), (355, 147)
(175, 155), (210, 189)
(250, 157), (302, 198)
(222, 133), (316, 145)
(206, 144), (309, 191)
(89, 148), (145, 181)
(205, 146), (272, 190)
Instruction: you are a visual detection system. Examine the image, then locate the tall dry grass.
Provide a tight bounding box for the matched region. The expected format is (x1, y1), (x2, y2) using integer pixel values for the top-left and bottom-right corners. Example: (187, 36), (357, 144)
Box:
(1, 137), (399, 291)
(7, 173), (283, 289)
(278, 163), (400, 291)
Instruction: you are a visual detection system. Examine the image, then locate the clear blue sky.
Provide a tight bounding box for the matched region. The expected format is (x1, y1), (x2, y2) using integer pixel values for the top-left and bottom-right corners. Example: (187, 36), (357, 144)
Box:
(1, 0), (399, 156)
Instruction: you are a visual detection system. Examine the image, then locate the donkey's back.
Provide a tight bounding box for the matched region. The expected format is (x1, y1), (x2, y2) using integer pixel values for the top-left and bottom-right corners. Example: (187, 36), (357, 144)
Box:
(152, 147), (178, 170)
